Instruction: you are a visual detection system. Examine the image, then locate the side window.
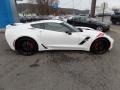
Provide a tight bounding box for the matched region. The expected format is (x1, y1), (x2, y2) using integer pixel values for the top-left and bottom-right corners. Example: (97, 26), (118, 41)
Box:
(72, 17), (81, 22)
(44, 23), (72, 32)
(31, 23), (44, 29)
(78, 17), (82, 22)
(80, 17), (87, 23)
(73, 18), (79, 22)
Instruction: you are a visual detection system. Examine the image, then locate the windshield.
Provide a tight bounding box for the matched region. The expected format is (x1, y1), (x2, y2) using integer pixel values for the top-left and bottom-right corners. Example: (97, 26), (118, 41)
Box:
(88, 18), (97, 22)
(72, 16), (88, 23)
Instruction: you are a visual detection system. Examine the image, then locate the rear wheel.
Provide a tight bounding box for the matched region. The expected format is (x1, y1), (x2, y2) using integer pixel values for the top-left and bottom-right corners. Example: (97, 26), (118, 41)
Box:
(90, 38), (110, 54)
(96, 26), (104, 32)
(15, 37), (38, 56)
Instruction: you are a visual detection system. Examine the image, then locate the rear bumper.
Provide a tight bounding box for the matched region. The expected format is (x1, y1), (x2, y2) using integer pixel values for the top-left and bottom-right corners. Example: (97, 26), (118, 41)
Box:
(103, 26), (110, 31)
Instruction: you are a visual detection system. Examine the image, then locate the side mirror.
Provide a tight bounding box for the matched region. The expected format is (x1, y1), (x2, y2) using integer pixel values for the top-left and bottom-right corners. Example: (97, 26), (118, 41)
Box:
(77, 28), (83, 32)
(65, 31), (72, 35)
(89, 21), (92, 23)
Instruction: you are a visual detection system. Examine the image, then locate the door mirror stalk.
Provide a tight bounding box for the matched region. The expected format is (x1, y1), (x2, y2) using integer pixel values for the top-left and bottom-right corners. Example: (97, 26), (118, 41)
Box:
(65, 31), (72, 35)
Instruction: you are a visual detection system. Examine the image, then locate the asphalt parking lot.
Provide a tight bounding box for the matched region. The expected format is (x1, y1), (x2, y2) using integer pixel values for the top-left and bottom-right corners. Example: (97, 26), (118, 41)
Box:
(0, 22), (120, 90)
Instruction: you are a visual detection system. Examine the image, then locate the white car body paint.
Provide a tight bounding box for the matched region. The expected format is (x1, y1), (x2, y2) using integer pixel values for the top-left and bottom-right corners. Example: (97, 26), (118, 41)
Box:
(5, 20), (114, 52)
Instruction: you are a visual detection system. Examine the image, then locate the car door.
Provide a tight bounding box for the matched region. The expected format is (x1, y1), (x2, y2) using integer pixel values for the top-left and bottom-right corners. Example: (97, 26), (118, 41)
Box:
(85, 18), (98, 29)
(40, 22), (84, 50)
(78, 17), (90, 27)
(72, 17), (87, 27)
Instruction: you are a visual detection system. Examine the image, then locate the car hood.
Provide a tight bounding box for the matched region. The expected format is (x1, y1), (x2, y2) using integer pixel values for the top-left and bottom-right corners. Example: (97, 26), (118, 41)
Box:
(89, 19), (110, 26)
(83, 29), (102, 36)
(76, 26), (102, 37)
(95, 21), (109, 25)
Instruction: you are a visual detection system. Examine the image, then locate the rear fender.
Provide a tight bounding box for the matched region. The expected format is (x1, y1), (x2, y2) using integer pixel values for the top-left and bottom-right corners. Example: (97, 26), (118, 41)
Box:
(15, 34), (46, 51)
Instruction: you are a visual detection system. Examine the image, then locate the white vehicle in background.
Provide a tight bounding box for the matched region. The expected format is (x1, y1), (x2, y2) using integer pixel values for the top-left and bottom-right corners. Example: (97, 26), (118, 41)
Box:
(5, 20), (114, 55)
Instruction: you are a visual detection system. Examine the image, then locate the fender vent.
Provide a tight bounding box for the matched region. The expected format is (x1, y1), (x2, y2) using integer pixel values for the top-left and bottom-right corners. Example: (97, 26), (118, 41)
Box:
(41, 44), (48, 49)
(79, 37), (90, 45)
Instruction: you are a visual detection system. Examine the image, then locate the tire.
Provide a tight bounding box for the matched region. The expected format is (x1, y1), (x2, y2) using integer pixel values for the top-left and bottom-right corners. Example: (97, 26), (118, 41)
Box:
(15, 37), (38, 56)
(96, 26), (104, 32)
(112, 21), (116, 25)
(90, 38), (110, 54)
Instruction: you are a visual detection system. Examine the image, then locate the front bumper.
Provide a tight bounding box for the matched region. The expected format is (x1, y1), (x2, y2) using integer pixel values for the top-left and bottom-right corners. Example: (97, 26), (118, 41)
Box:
(104, 34), (114, 50)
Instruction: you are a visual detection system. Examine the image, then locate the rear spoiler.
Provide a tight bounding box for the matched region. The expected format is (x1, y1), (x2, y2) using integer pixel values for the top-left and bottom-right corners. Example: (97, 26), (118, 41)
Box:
(6, 23), (23, 28)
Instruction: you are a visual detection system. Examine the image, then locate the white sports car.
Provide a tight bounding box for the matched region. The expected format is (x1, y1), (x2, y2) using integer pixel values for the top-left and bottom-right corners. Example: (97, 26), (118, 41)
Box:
(5, 20), (114, 55)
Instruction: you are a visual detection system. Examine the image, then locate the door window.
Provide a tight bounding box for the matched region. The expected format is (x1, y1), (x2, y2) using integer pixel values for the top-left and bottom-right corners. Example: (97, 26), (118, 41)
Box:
(44, 23), (75, 32)
(80, 17), (88, 23)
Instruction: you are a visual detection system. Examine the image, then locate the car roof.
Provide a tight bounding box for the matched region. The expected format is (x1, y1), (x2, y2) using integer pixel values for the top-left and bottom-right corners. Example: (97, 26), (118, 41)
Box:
(73, 16), (88, 18)
(68, 15), (88, 20)
(27, 20), (63, 25)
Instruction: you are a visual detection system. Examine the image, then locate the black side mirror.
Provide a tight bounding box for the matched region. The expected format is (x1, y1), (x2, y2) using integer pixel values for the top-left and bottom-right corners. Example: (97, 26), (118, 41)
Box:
(89, 21), (92, 23)
(77, 28), (83, 32)
(65, 31), (72, 35)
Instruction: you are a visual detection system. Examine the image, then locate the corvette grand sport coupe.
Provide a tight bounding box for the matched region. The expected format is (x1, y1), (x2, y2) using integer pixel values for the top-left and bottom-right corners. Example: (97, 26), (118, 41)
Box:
(5, 20), (114, 55)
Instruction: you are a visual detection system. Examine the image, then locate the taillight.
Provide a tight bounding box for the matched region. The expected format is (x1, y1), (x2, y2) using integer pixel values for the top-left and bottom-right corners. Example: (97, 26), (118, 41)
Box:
(97, 33), (104, 37)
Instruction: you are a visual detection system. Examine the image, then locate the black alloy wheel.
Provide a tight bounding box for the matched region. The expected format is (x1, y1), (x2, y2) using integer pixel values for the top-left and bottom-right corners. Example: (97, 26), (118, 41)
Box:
(90, 38), (110, 54)
(15, 37), (38, 56)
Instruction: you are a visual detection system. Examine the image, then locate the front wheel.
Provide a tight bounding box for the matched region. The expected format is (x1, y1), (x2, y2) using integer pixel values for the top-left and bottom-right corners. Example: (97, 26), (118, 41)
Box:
(90, 38), (110, 54)
(15, 37), (38, 56)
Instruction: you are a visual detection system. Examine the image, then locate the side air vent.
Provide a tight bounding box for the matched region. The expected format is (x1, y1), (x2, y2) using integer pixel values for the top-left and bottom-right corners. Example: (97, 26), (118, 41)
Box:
(41, 44), (48, 49)
(79, 37), (90, 45)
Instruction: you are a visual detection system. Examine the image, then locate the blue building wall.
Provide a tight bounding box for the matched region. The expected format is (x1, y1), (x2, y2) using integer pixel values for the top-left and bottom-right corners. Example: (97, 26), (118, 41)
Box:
(0, 0), (14, 28)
